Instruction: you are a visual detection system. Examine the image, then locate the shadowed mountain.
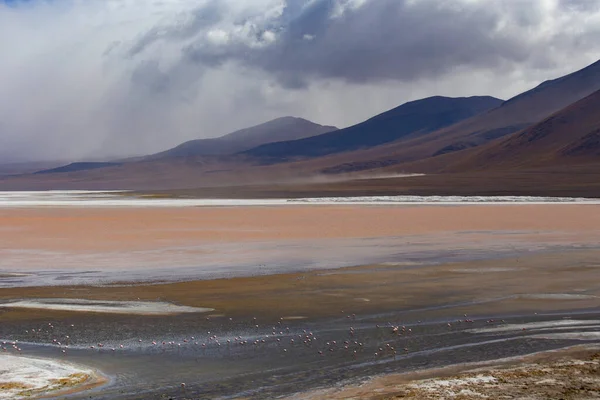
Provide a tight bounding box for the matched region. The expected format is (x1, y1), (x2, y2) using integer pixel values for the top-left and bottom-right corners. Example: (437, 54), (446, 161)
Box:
(306, 59), (600, 174)
(147, 117), (337, 160)
(0, 161), (67, 176)
(418, 59), (600, 153)
(243, 96), (503, 160)
(35, 162), (122, 174)
(447, 88), (600, 171)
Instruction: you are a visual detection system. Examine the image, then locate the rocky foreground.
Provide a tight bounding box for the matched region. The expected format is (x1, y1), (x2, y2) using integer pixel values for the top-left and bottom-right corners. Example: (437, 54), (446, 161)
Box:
(296, 347), (600, 400)
(394, 356), (600, 399)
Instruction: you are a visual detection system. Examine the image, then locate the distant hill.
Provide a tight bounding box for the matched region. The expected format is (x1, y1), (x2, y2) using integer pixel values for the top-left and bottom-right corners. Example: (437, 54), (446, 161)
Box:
(448, 88), (600, 171)
(243, 96), (503, 160)
(147, 117), (337, 160)
(0, 161), (66, 176)
(35, 162), (121, 174)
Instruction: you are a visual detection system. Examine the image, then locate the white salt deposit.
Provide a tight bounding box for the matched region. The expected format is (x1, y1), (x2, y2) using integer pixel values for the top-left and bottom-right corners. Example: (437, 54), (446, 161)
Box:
(0, 191), (598, 208)
(450, 267), (518, 273)
(0, 354), (99, 399)
(0, 298), (213, 315)
(531, 332), (600, 340)
(409, 374), (498, 394)
(292, 195), (600, 205)
(517, 293), (598, 300)
(469, 319), (600, 334)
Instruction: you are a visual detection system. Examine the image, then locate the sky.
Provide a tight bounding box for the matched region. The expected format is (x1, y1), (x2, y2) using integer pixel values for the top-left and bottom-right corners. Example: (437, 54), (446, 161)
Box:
(1, 0), (600, 162)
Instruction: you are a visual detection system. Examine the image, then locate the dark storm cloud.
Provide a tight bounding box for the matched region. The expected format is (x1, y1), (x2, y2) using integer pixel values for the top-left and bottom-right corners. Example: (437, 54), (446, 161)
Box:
(127, 0), (597, 89)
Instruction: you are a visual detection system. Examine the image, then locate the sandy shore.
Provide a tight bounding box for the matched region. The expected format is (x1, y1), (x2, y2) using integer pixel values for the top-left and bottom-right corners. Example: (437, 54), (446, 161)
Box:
(290, 345), (600, 399)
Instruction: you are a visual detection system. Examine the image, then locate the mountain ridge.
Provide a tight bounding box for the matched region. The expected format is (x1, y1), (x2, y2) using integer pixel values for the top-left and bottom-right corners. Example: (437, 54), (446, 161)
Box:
(243, 95), (503, 160)
(147, 116), (338, 160)
(446, 88), (600, 171)
(304, 58), (600, 175)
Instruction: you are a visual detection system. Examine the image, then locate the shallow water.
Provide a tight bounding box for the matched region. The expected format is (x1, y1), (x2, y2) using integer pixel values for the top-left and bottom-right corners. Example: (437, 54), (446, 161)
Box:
(1, 235), (592, 288)
(2, 308), (600, 399)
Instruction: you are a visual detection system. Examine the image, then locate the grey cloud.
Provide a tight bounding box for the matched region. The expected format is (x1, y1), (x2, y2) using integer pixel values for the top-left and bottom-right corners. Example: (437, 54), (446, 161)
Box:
(130, 60), (172, 94)
(559, 0), (600, 12)
(126, 0), (600, 90)
(128, 0), (225, 57)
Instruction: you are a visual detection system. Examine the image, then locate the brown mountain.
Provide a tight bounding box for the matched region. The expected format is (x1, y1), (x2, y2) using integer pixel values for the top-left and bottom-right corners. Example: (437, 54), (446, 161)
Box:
(307, 59), (600, 174)
(147, 116), (337, 160)
(447, 88), (600, 171)
(433, 59), (600, 153)
(243, 96), (503, 160)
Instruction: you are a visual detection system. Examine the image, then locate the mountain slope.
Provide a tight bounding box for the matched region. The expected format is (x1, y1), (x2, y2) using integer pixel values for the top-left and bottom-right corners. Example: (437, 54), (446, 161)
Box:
(35, 162), (121, 174)
(304, 59), (600, 174)
(148, 117), (337, 159)
(416, 59), (600, 153)
(447, 88), (600, 171)
(243, 96), (503, 160)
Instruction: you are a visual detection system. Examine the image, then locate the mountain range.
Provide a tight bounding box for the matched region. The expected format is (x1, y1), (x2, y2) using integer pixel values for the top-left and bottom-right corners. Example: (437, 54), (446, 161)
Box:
(2, 59), (600, 196)
(449, 88), (600, 171)
(242, 96), (502, 160)
(147, 116), (338, 160)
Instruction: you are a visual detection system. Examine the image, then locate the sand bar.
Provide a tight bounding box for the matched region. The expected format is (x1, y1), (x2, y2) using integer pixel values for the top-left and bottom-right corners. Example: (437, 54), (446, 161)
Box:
(0, 298), (213, 315)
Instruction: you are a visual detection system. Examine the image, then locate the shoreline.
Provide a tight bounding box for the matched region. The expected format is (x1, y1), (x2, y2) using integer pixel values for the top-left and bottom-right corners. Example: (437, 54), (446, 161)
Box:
(2, 190), (600, 209)
(2, 251), (600, 398)
(288, 344), (600, 399)
(0, 354), (108, 400)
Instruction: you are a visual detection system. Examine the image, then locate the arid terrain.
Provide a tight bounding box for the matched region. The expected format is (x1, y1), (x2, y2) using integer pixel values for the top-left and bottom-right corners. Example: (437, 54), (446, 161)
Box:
(295, 346), (600, 400)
